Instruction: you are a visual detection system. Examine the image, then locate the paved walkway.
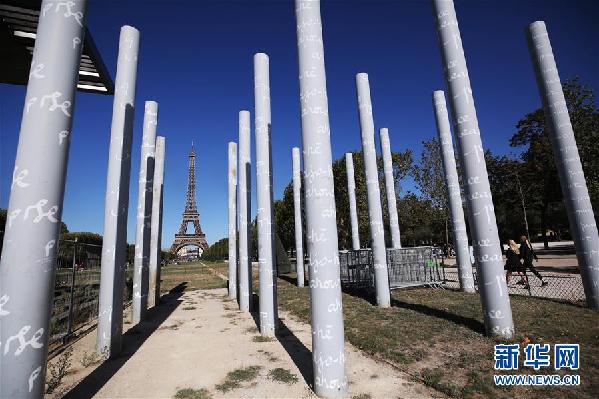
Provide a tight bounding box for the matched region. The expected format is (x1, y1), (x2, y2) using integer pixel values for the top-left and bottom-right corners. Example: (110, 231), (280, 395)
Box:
(52, 288), (439, 399)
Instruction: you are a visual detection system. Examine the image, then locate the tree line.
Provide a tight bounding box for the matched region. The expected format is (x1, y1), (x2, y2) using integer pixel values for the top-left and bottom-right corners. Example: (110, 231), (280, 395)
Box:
(274, 78), (599, 252)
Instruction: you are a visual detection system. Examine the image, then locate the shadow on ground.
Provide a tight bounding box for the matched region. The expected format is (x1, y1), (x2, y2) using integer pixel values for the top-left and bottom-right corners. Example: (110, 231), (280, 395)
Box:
(63, 283), (186, 399)
(390, 296), (485, 334)
(249, 291), (314, 389)
(339, 282), (486, 334)
(275, 320), (314, 388)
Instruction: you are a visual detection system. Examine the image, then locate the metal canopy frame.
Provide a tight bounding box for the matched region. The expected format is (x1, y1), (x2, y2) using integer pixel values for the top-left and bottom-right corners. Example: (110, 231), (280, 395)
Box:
(0, 0), (114, 94)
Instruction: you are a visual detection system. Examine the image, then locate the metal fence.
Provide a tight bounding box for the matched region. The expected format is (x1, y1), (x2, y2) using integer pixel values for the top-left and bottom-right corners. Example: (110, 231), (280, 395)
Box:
(441, 265), (586, 304)
(338, 249), (374, 290)
(387, 247), (444, 288)
(337, 246), (443, 290)
(49, 239), (133, 347)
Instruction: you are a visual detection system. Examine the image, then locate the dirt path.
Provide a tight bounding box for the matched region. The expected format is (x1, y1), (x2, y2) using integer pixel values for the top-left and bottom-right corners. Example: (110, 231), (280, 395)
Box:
(52, 288), (439, 399)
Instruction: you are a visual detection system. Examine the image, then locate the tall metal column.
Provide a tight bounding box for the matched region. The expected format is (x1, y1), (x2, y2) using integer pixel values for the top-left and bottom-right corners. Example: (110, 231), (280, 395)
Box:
(295, 1), (347, 396)
(355, 73), (391, 308)
(433, 90), (475, 293)
(292, 147), (305, 287)
(379, 128), (402, 249)
(345, 153), (360, 250)
(527, 21), (599, 308)
(148, 136), (165, 308)
(0, 1), (87, 396)
(97, 25), (140, 357)
(432, 0), (514, 337)
(132, 101), (157, 324)
(254, 53), (278, 336)
(238, 110), (252, 312)
(228, 142), (238, 299)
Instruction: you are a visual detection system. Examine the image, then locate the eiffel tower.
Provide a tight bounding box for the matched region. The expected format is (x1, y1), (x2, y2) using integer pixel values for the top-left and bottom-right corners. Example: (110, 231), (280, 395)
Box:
(171, 143), (209, 256)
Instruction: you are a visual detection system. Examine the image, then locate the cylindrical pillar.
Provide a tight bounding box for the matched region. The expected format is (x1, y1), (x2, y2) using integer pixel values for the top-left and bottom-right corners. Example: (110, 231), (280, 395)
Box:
(238, 110), (252, 312)
(345, 153), (360, 250)
(355, 73), (391, 308)
(527, 21), (599, 307)
(295, 1), (347, 396)
(228, 142), (238, 299)
(379, 128), (402, 249)
(254, 53), (278, 336)
(132, 101), (157, 324)
(97, 25), (140, 357)
(148, 136), (165, 308)
(0, 1), (87, 396)
(292, 147), (305, 287)
(433, 91), (475, 293)
(432, 0), (514, 337)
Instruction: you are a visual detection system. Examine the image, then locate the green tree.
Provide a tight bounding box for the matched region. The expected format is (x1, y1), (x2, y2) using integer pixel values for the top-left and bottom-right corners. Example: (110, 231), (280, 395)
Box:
(412, 138), (451, 244)
(332, 149), (412, 249)
(202, 237), (229, 261)
(510, 77), (599, 247)
(396, 193), (446, 246)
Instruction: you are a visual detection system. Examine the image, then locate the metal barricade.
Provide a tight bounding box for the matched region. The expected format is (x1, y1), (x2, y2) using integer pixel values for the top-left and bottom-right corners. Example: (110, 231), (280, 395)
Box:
(338, 249), (374, 290)
(386, 246), (443, 288)
(337, 246), (443, 290)
(49, 239), (133, 346)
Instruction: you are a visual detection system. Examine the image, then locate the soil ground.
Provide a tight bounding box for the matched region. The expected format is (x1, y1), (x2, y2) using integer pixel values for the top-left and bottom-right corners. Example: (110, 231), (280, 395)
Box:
(47, 287), (440, 399)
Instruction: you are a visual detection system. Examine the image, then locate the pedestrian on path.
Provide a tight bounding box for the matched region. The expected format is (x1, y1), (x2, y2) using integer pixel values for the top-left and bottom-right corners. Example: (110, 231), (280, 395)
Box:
(519, 235), (548, 287)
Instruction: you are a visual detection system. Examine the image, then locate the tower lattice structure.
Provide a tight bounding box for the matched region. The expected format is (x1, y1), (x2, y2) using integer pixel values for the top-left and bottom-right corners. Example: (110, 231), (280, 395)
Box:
(171, 143), (208, 254)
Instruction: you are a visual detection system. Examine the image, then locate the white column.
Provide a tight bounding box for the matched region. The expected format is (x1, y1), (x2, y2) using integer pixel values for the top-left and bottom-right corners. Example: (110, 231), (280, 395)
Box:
(355, 73), (391, 308)
(148, 136), (165, 308)
(379, 128), (402, 248)
(295, 1), (347, 396)
(228, 142), (238, 299)
(527, 21), (599, 307)
(0, 1), (87, 396)
(97, 25), (139, 358)
(432, 0), (514, 337)
(345, 153), (360, 250)
(292, 147), (305, 286)
(254, 53), (278, 336)
(433, 91), (475, 293)
(238, 110), (252, 312)
(132, 101), (157, 324)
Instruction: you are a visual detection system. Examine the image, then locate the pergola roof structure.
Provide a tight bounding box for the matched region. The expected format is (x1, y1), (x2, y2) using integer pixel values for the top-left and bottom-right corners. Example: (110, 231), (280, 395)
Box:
(0, 0), (114, 94)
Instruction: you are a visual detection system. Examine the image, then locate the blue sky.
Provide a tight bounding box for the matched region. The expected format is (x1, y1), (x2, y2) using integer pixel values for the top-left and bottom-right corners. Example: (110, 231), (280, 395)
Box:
(1, 0), (598, 247)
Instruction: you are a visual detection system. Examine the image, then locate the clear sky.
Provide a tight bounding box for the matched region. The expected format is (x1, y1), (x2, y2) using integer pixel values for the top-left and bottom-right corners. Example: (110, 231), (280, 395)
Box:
(1, 0), (598, 247)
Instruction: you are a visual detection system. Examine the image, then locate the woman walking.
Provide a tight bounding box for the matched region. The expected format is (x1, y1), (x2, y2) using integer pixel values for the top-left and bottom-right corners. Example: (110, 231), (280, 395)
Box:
(519, 235), (548, 287)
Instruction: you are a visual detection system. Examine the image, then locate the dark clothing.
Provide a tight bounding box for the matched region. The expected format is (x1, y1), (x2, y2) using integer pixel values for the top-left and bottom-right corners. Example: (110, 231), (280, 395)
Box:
(504, 248), (523, 272)
(519, 240), (538, 263)
(519, 240), (543, 280)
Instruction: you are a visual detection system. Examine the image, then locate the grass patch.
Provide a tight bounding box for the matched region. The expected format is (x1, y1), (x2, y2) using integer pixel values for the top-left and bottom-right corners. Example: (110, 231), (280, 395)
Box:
(46, 347), (73, 393)
(215, 365), (261, 392)
(274, 275), (599, 399)
(80, 350), (102, 368)
(174, 387), (211, 399)
(160, 261), (228, 292)
(268, 368), (298, 384)
(252, 335), (275, 343)
(261, 350), (279, 362)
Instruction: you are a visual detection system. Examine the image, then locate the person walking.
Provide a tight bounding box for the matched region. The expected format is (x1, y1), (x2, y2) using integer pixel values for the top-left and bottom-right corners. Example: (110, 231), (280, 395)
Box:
(505, 239), (527, 288)
(519, 235), (548, 287)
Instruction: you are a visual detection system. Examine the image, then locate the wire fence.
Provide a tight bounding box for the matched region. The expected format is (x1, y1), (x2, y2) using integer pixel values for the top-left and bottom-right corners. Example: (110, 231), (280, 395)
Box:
(332, 246), (585, 306)
(49, 240), (133, 348)
(442, 265), (586, 304)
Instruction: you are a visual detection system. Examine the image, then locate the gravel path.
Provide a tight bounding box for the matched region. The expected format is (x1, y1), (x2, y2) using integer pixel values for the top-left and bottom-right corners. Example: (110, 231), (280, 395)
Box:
(51, 288), (440, 399)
